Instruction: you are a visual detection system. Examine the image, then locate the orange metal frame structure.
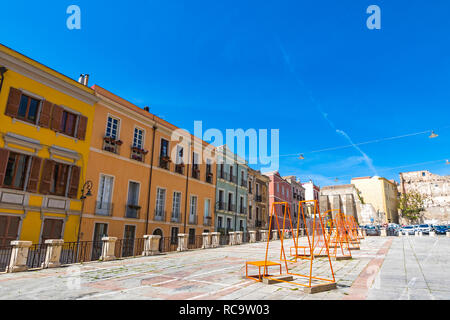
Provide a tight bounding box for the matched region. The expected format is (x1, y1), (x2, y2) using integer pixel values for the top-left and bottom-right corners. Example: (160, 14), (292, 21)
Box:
(244, 201), (336, 289)
(324, 209), (352, 260)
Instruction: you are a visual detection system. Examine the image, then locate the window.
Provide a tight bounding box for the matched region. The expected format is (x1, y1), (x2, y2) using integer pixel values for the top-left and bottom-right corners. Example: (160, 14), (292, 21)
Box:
(50, 163), (70, 196)
(160, 139), (169, 157)
(227, 218), (232, 230)
(3, 152), (29, 190)
(192, 152), (199, 178)
(106, 116), (120, 139)
(60, 110), (77, 137)
(155, 188), (166, 218)
(189, 196), (198, 224)
(240, 196), (244, 214)
(239, 220), (244, 231)
(133, 128), (144, 149)
(204, 199), (211, 225)
(218, 216), (223, 228)
(277, 183), (279, 193)
(172, 192), (181, 221)
(126, 182), (140, 218)
(18, 94), (40, 123)
(249, 205), (252, 220)
(96, 175), (114, 215)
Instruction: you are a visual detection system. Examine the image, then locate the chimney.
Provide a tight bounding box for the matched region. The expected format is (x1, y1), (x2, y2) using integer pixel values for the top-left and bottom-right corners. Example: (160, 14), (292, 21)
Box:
(144, 106), (150, 112)
(78, 74), (85, 84)
(83, 74), (90, 86)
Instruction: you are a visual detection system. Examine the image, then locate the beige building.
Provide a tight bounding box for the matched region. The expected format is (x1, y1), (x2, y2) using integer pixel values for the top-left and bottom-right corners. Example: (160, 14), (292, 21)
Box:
(351, 176), (399, 224)
(399, 170), (450, 224)
(247, 168), (269, 230)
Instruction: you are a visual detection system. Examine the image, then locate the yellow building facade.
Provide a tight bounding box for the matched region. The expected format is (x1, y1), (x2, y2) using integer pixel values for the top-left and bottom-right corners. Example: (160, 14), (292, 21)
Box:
(0, 44), (98, 245)
(351, 176), (399, 224)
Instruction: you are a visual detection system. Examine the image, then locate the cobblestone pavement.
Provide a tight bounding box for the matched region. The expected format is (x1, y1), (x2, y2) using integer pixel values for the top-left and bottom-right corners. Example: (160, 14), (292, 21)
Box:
(0, 236), (448, 300)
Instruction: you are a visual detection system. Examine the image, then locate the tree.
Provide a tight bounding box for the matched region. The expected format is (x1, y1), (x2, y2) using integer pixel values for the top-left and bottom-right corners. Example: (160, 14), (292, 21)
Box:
(398, 191), (427, 223)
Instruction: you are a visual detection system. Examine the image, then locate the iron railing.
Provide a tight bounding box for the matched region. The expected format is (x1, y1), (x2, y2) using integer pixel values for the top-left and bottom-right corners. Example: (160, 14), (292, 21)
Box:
(159, 156), (171, 170)
(27, 243), (49, 269)
(115, 238), (145, 258)
(175, 164), (185, 175)
(219, 233), (231, 246)
(125, 204), (141, 219)
(60, 241), (103, 265)
(171, 212), (181, 223)
(160, 236), (178, 253)
(188, 215), (198, 225)
(188, 235), (203, 250)
(0, 245), (13, 272)
(203, 216), (212, 226)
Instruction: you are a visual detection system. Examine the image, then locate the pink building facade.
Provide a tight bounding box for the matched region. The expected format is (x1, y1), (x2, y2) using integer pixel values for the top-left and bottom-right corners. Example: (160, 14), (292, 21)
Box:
(264, 171), (293, 230)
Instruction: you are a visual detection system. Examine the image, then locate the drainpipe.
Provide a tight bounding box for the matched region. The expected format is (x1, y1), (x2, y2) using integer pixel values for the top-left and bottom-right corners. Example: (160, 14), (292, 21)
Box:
(234, 155), (238, 232)
(183, 142), (192, 234)
(145, 123), (157, 235)
(0, 66), (8, 95)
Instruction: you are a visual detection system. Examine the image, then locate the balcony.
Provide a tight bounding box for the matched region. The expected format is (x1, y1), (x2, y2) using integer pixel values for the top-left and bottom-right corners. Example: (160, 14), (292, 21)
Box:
(219, 171), (228, 180)
(192, 168), (200, 180)
(229, 174), (237, 184)
(217, 201), (226, 211)
(240, 179), (247, 188)
(175, 164), (185, 175)
(255, 220), (263, 228)
(103, 137), (122, 154)
(227, 203), (236, 212)
(171, 212), (181, 223)
(203, 216), (212, 226)
(255, 195), (263, 202)
(125, 204), (141, 219)
(130, 146), (148, 162)
(159, 156), (171, 170)
(188, 215), (198, 225)
(239, 206), (247, 215)
(154, 209), (166, 221)
(95, 201), (114, 216)
(206, 172), (214, 184)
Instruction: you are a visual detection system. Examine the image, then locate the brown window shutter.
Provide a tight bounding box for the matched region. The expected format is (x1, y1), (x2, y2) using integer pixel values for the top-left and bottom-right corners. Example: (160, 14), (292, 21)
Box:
(38, 101), (53, 128)
(56, 164), (69, 196)
(0, 148), (10, 186)
(5, 87), (21, 118)
(26, 157), (42, 193)
(7, 217), (20, 239)
(76, 115), (88, 140)
(68, 166), (81, 199)
(53, 220), (63, 239)
(51, 105), (64, 132)
(39, 159), (54, 194)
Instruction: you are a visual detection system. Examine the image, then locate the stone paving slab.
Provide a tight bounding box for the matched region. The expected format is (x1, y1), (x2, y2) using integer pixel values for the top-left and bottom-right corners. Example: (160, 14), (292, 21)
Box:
(0, 236), (449, 300)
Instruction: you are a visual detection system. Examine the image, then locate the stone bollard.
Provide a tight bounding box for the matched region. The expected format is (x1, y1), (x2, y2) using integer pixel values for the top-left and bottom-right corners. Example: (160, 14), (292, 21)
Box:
(380, 229), (387, 237)
(260, 230), (269, 242)
(100, 237), (117, 261)
(7, 241), (32, 273)
(419, 231), (423, 237)
(142, 235), (161, 256)
(447, 231), (450, 238)
(235, 231), (243, 245)
(177, 234), (189, 251)
(43, 239), (64, 268)
(228, 232), (236, 246)
(272, 230), (278, 240)
(249, 231), (256, 243)
(202, 233), (211, 249)
(429, 231), (436, 237)
(415, 231), (420, 237)
(211, 232), (220, 248)
(362, 229), (367, 237)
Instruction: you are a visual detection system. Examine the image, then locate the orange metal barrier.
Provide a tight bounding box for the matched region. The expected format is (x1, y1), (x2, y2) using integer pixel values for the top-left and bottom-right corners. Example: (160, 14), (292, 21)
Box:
(244, 201), (336, 289)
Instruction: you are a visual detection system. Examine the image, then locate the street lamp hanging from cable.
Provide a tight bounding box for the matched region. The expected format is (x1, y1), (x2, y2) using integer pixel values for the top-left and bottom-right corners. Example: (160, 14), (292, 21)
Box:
(298, 154), (305, 160)
(429, 130), (439, 139)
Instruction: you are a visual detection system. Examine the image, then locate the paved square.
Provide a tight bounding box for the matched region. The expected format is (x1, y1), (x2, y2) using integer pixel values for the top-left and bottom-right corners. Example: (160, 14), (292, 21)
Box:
(0, 236), (449, 300)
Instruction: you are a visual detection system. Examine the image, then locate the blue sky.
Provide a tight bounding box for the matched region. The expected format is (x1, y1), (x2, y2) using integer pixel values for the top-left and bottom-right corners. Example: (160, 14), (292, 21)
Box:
(1, 0), (449, 186)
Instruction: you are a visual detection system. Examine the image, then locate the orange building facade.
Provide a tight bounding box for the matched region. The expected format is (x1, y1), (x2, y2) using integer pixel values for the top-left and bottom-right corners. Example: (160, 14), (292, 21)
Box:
(80, 85), (216, 246)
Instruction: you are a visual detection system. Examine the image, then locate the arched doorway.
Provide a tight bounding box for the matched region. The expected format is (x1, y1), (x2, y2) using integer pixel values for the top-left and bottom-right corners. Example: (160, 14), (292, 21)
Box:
(153, 228), (163, 252)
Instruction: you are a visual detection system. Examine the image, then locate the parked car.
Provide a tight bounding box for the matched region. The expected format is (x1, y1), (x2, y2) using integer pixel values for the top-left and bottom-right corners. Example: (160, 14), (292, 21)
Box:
(434, 226), (448, 235)
(401, 226), (415, 235)
(364, 225), (380, 236)
(418, 224), (432, 234)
